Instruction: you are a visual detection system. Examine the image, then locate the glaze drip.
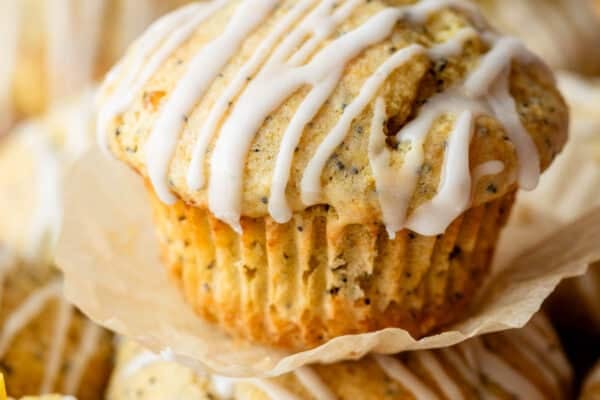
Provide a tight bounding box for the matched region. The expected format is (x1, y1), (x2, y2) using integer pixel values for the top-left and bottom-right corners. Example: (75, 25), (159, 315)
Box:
(99, 0), (546, 236)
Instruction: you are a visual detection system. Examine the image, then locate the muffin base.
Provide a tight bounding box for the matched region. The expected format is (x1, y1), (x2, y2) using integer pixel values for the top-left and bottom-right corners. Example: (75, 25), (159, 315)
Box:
(148, 188), (515, 350)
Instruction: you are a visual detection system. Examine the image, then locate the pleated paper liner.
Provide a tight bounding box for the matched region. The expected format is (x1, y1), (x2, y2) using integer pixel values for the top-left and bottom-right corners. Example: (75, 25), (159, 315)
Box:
(55, 148), (600, 377)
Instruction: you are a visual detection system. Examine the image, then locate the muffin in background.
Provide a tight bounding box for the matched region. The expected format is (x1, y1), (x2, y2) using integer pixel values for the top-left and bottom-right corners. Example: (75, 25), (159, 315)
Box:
(0, 0), (189, 134)
(581, 360), (600, 400)
(475, 0), (600, 76)
(0, 90), (95, 258)
(98, 0), (568, 349)
(0, 251), (113, 400)
(107, 313), (572, 400)
(516, 73), (600, 336)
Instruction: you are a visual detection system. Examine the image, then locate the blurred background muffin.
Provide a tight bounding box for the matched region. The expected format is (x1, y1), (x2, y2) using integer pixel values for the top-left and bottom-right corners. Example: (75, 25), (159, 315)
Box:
(0, 90), (95, 257)
(99, 0), (568, 349)
(474, 0), (600, 76)
(0, 250), (113, 399)
(0, 0), (189, 135)
(107, 313), (571, 400)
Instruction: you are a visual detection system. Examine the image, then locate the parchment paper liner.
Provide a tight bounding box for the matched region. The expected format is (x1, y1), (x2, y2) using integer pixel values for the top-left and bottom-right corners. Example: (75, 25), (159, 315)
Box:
(55, 149), (600, 377)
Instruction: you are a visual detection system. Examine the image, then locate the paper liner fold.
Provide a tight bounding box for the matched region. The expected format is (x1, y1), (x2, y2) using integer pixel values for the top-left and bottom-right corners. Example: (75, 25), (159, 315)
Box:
(54, 148), (600, 377)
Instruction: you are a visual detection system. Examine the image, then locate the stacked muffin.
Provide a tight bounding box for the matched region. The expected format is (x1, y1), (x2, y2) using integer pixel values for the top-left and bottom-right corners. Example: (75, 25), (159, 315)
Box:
(8, 0), (600, 399)
(98, 0), (567, 349)
(106, 313), (572, 400)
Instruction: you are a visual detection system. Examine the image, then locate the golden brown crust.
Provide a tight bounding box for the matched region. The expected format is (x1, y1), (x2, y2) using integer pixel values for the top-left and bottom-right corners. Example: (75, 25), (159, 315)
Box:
(148, 185), (515, 349)
(104, 0), (567, 223)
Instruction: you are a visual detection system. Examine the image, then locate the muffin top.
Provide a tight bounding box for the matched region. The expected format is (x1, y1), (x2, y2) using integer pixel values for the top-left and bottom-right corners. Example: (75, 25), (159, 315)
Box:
(109, 314), (571, 400)
(98, 0), (567, 236)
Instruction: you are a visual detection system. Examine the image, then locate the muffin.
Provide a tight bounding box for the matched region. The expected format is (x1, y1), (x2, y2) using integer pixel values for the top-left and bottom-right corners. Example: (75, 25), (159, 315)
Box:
(0, 0), (188, 134)
(475, 0), (600, 76)
(0, 91), (96, 257)
(0, 251), (113, 399)
(98, 0), (568, 349)
(517, 73), (600, 335)
(582, 360), (600, 400)
(107, 313), (572, 400)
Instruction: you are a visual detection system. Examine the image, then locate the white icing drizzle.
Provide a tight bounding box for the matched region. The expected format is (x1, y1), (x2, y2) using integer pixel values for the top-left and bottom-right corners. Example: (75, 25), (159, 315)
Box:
(97, 2), (222, 152)
(301, 43), (426, 207)
(483, 65), (540, 190)
(501, 331), (561, 393)
(23, 124), (63, 260)
(246, 378), (304, 400)
(293, 366), (337, 400)
(374, 354), (440, 400)
(472, 160), (504, 184)
(0, 265), (104, 395)
(416, 350), (464, 400)
(516, 319), (572, 382)
(210, 375), (236, 398)
(41, 299), (73, 394)
(0, 1), (19, 133)
(0, 280), (62, 357)
(471, 338), (546, 400)
(63, 322), (103, 395)
(146, 0), (276, 204)
(186, 0), (320, 193)
(121, 349), (165, 378)
(404, 110), (475, 235)
(99, 0), (546, 236)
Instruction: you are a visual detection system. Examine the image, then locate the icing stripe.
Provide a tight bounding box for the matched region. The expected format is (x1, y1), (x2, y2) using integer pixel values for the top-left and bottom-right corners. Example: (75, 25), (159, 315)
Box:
(416, 350), (465, 400)
(186, 0), (319, 192)
(97, 2), (219, 152)
(0, 280), (62, 357)
(41, 299), (73, 394)
(63, 322), (103, 394)
(301, 43), (425, 206)
(472, 339), (546, 400)
(374, 355), (441, 400)
(294, 366), (336, 400)
(209, 5), (406, 231)
(146, 0), (278, 204)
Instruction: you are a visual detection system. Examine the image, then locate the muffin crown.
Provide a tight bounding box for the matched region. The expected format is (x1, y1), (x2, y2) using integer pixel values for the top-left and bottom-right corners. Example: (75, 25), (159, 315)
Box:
(98, 0), (567, 236)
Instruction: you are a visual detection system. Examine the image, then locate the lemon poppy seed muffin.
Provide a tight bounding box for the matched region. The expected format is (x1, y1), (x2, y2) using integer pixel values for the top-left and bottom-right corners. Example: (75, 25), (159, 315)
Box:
(98, 0), (568, 349)
(107, 313), (572, 400)
(0, 0), (189, 134)
(0, 252), (113, 399)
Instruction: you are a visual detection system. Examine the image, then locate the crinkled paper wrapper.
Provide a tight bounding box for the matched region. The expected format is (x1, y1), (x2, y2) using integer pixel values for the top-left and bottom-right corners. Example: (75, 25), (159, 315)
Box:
(55, 149), (600, 377)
